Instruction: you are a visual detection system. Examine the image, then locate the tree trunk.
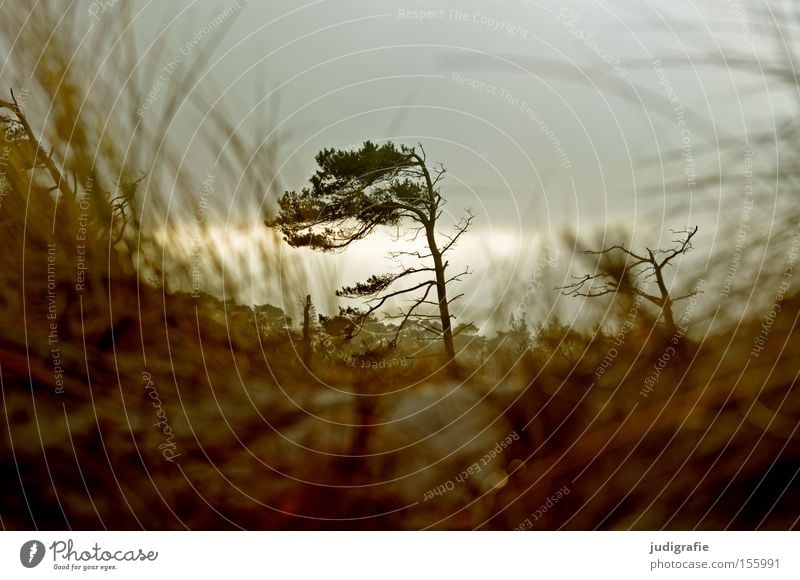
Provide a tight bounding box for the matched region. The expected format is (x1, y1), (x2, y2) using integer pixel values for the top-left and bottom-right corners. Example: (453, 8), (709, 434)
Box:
(662, 298), (676, 335)
(426, 225), (458, 376)
(652, 264), (676, 334)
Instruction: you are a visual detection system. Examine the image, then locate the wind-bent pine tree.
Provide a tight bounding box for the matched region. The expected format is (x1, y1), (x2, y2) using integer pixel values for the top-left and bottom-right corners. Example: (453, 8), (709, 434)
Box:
(267, 141), (472, 373)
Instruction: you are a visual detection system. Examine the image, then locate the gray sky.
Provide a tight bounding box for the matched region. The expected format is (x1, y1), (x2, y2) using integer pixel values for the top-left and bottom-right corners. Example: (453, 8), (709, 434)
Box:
(131, 0), (769, 213)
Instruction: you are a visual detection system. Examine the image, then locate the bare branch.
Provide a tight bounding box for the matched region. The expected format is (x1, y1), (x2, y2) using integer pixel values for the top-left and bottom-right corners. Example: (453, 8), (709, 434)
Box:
(415, 322), (442, 336)
(445, 266), (472, 285)
(388, 283), (435, 342)
(657, 225), (699, 268)
(358, 280), (436, 316)
(447, 292), (464, 304)
(672, 289), (703, 302)
(559, 273), (620, 298)
(6, 89), (74, 200)
(583, 243), (649, 264)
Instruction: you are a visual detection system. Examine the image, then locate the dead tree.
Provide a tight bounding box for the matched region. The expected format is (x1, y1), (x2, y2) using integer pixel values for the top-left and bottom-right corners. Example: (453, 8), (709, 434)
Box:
(269, 141), (473, 376)
(560, 226), (701, 333)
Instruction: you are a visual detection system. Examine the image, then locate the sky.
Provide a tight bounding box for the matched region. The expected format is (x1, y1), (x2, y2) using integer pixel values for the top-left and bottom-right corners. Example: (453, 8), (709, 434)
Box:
(67, 1), (798, 324)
